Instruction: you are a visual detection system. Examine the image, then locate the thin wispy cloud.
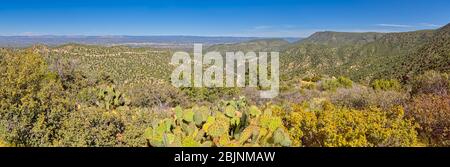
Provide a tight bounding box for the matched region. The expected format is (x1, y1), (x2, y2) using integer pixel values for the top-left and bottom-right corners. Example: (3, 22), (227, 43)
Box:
(253, 25), (297, 30)
(376, 23), (442, 29)
(242, 22), (442, 37)
(419, 23), (441, 27)
(19, 32), (43, 36)
(253, 25), (273, 30)
(282, 25), (296, 29)
(243, 25), (403, 37)
(376, 24), (414, 28)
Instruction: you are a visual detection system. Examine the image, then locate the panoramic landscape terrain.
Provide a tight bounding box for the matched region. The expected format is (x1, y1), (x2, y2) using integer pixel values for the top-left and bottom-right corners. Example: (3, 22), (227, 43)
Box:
(1, 23), (449, 147)
(0, 0), (449, 147)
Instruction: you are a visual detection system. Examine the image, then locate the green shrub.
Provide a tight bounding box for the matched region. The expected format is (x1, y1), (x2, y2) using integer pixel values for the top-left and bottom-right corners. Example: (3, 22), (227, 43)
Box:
(302, 75), (322, 82)
(371, 79), (402, 91)
(95, 85), (128, 110)
(56, 106), (159, 147)
(337, 76), (353, 88)
(56, 107), (124, 146)
(321, 76), (353, 91)
(126, 81), (189, 108)
(0, 52), (72, 146)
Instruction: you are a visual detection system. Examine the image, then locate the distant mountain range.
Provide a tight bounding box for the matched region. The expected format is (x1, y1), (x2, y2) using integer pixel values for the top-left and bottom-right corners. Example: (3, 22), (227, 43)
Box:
(281, 23), (450, 82)
(0, 35), (301, 48)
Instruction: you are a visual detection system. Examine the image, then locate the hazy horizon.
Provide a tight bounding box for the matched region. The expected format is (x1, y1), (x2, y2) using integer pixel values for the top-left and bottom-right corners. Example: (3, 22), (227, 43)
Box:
(1, 0), (449, 37)
(0, 26), (439, 38)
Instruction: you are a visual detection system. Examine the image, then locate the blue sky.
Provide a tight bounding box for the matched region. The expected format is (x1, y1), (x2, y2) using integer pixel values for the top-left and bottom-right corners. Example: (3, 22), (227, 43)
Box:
(0, 0), (449, 37)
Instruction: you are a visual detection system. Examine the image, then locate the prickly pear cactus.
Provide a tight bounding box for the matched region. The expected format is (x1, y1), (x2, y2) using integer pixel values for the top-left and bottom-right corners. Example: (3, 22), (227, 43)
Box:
(182, 109), (194, 123)
(203, 113), (230, 138)
(144, 99), (292, 147)
(95, 85), (126, 110)
(249, 105), (262, 117)
(193, 106), (209, 126)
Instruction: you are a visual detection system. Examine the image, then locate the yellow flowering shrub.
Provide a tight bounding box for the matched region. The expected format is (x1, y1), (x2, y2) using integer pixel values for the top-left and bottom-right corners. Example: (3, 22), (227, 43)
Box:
(286, 101), (420, 147)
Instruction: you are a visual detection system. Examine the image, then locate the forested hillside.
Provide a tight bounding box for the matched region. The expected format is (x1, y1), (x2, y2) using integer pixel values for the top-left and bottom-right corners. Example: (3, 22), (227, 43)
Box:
(298, 31), (385, 46)
(206, 38), (290, 53)
(282, 24), (450, 83)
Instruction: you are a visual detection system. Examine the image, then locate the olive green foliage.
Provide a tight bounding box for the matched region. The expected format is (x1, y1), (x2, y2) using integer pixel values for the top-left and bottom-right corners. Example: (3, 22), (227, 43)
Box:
(57, 107), (124, 146)
(0, 52), (71, 146)
(321, 76), (353, 91)
(302, 75), (322, 83)
(95, 85), (127, 110)
(46, 44), (173, 84)
(0, 51), (163, 147)
(56, 106), (157, 147)
(206, 39), (289, 53)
